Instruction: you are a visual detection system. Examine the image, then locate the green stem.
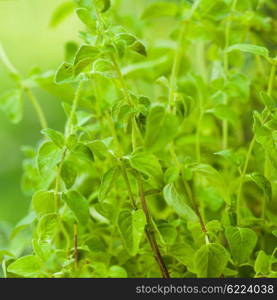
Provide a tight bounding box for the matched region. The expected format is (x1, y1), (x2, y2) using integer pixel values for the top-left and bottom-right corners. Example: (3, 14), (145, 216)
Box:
(195, 113), (202, 163)
(236, 62), (276, 223)
(66, 80), (85, 136)
(120, 160), (137, 209)
(262, 62), (276, 217)
(25, 89), (48, 130)
(137, 173), (170, 278)
(168, 0), (201, 111)
(73, 223), (78, 270)
(222, 0), (238, 150)
(110, 53), (133, 106)
(106, 112), (123, 157)
(223, 0), (238, 72)
(222, 94), (228, 149)
(236, 137), (256, 225)
(196, 42), (207, 82)
(267, 63), (276, 97)
(170, 144), (209, 242)
(54, 149), (67, 212)
(55, 81), (84, 212)
(0, 43), (48, 130)
(168, 21), (187, 110)
(0, 42), (17, 74)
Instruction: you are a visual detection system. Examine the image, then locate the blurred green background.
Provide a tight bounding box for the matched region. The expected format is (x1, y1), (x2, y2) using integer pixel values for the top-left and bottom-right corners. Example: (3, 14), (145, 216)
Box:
(0, 0), (150, 225)
(0, 0), (81, 224)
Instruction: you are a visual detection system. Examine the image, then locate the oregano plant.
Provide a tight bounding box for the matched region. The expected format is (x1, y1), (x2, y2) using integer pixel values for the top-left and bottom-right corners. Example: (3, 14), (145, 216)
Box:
(0, 0), (276, 278)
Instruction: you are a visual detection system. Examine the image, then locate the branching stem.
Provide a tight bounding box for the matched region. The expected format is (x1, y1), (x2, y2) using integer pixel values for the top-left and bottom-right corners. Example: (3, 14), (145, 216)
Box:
(137, 173), (170, 278)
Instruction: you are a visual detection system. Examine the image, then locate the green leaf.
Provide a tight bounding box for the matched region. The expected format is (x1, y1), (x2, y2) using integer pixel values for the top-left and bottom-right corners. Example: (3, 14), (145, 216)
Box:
(194, 243), (229, 278)
(156, 221), (177, 245)
(254, 251), (270, 275)
(163, 183), (198, 222)
(192, 164), (226, 187)
(7, 255), (43, 278)
(61, 160), (77, 189)
(32, 190), (56, 217)
(214, 149), (243, 167)
(144, 105), (178, 153)
(253, 111), (277, 169)
(141, 2), (178, 19)
(74, 45), (100, 65)
(41, 128), (65, 148)
(92, 59), (117, 78)
(164, 166), (180, 184)
(95, 0), (111, 13)
(0, 89), (23, 123)
(50, 2), (75, 27)
(116, 33), (147, 56)
(35, 213), (59, 260)
(248, 172), (272, 201)
(0, 250), (14, 263)
(74, 45), (100, 75)
(117, 209), (146, 256)
(37, 213), (59, 240)
(260, 91), (275, 110)
(225, 226), (257, 264)
(72, 143), (94, 162)
(226, 44), (269, 58)
(212, 104), (238, 125)
(76, 8), (96, 30)
(87, 140), (113, 160)
(62, 190), (90, 225)
(65, 42), (78, 63)
(99, 166), (120, 201)
(10, 211), (36, 240)
(54, 62), (75, 84)
(37, 141), (61, 176)
(129, 151), (163, 189)
(108, 265), (127, 278)
(170, 243), (195, 271)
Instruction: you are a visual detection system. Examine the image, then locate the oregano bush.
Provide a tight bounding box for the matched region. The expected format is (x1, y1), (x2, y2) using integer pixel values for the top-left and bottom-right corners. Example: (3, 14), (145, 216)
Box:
(0, 0), (277, 278)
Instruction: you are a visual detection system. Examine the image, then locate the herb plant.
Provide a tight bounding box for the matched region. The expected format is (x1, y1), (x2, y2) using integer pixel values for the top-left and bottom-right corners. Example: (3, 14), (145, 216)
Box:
(0, 0), (277, 278)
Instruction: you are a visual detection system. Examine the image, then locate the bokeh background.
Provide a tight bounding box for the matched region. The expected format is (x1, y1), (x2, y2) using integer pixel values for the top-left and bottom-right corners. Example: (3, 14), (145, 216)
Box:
(0, 0), (80, 224)
(0, 0), (155, 225)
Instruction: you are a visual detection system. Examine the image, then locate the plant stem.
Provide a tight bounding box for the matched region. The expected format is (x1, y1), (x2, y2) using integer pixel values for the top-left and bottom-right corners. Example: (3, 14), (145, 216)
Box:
(119, 161), (137, 209)
(267, 63), (276, 98)
(66, 80), (85, 136)
(168, 21), (187, 110)
(54, 149), (67, 212)
(55, 80), (84, 212)
(262, 62), (276, 216)
(222, 93), (228, 149)
(222, 0), (238, 149)
(195, 110), (203, 163)
(183, 181), (209, 243)
(106, 112), (124, 157)
(236, 62), (276, 224)
(0, 43), (48, 130)
(168, 0), (201, 111)
(110, 53), (133, 106)
(223, 0), (238, 72)
(0, 42), (17, 75)
(25, 89), (48, 130)
(236, 137), (256, 225)
(170, 144), (209, 242)
(74, 223), (78, 270)
(137, 174), (170, 278)
(196, 42), (208, 83)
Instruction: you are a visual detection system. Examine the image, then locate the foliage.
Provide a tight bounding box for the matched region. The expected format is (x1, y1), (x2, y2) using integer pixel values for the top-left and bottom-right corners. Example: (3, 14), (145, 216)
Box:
(0, 0), (277, 278)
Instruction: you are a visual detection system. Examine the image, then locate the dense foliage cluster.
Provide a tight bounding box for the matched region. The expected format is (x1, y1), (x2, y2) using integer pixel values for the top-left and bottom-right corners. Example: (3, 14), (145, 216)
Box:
(0, 0), (277, 278)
